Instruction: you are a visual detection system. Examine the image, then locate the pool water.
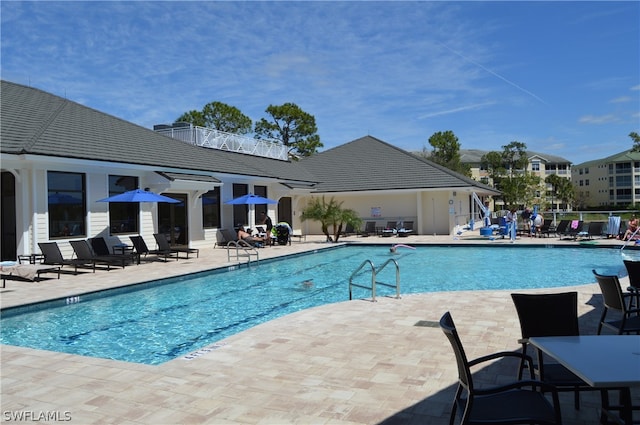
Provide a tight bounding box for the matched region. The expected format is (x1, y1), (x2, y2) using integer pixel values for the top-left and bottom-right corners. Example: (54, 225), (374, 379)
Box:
(0, 245), (626, 365)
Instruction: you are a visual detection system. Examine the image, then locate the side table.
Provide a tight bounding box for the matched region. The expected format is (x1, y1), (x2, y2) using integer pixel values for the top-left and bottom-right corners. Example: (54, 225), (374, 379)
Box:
(18, 254), (45, 264)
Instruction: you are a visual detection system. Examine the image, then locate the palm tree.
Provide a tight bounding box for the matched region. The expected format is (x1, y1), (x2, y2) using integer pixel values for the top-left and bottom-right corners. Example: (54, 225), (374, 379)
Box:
(300, 196), (362, 242)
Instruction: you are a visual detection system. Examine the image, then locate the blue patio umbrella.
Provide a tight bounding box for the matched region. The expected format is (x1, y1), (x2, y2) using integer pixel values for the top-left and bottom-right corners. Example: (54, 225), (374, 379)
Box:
(48, 193), (82, 205)
(225, 193), (277, 205)
(97, 189), (180, 203)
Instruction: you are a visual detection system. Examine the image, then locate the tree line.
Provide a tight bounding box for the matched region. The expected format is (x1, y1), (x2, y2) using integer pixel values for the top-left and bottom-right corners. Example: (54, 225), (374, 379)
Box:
(423, 131), (640, 211)
(176, 101), (322, 159)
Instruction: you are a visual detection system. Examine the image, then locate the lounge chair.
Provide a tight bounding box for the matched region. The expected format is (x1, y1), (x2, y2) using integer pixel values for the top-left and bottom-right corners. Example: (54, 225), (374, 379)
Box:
(358, 221), (376, 237)
(129, 235), (178, 262)
(89, 237), (138, 265)
(38, 241), (94, 273)
(214, 229), (238, 248)
(1, 262), (60, 287)
(381, 221), (397, 237)
(592, 270), (640, 335)
(153, 233), (199, 259)
(538, 221), (555, 238)
(396, 221), (413, 237)
(511, 292), (602, 410)
(553, 220), (570, 238)
(340, 223), (355, 237)
(69, 240), (125, 270)
(439, 312), (562, 425)
(560, 220), (582, 239)
(582, 221), (605, 239)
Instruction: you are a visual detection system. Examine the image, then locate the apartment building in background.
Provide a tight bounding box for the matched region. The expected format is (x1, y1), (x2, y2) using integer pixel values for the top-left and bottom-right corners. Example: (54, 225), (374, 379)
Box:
(572, 149), (640, 208)
(460, 149), (572, 210)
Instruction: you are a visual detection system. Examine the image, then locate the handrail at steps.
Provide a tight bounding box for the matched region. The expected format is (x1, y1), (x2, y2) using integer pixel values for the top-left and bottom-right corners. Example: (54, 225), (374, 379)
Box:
(349, 259), (376, 301)
(348, 259), (401, 302)
(376, 258), (401, 299)
(226, 240), (259, 265)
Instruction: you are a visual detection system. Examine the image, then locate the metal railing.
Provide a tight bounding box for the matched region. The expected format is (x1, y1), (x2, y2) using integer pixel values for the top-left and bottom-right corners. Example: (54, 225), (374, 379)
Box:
(155, 125), (289, 161)
(226, 241), (259, 265)
(349, 259), (400, 302)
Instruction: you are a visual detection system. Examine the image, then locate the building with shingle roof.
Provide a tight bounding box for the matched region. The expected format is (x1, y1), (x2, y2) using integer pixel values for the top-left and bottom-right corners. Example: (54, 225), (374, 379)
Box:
(1, 80), (498, 260)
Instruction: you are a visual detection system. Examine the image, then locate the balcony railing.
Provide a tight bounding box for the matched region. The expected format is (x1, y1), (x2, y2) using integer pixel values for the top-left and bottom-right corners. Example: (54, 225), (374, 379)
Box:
(155, 124), (289, 161)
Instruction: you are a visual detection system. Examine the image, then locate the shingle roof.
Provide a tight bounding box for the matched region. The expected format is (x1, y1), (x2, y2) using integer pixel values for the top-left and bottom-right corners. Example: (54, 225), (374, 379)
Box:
(573, 149), (640, 167)
(300, 136), (499, 193)
(0, 80), (318, 184)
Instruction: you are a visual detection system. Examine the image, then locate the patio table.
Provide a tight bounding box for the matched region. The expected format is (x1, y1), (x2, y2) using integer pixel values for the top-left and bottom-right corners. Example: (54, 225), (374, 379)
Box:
(529, 335), (640, 424)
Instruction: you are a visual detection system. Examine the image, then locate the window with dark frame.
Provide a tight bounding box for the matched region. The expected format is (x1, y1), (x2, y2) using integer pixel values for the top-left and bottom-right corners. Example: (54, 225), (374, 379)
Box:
(108, 175), (139, 234)
(47, 171), (86, 238)
(202, 187), (221, 228)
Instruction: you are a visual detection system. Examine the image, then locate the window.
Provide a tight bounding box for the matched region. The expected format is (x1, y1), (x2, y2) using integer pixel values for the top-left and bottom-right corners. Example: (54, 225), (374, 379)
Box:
(585, 179), (589, 186)
(48, 171), (86, 238)
(202, 188), (221, 228)
(616, 162), (631, 172)
(108, 175), (139, 234)
(617, 188), (632, 200)
(254, 185), (268, 218)
(616, 175), (632, 186)
(531, 162), (540, 172)
(232, 183), (248, 227)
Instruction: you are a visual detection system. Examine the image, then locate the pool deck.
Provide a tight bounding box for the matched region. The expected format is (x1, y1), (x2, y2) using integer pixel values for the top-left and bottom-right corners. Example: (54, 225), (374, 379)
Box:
(1, 233), (638, 424)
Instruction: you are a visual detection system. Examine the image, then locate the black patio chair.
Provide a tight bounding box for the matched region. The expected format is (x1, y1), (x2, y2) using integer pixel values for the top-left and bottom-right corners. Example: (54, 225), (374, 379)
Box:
(69, 240), (125, 271)
(153, 233), (199, 259)
(358, 221), (376, 237)
(89, 237), (137, 266)
(554, 220), (570, 238)
(592, 270), (640, 335)
(129, 235), (178, 262)
(511, 292), (602, 410)
(623, 259), (640, 309)
(439, 311), (562, 425)
(37, 241), (94, 274)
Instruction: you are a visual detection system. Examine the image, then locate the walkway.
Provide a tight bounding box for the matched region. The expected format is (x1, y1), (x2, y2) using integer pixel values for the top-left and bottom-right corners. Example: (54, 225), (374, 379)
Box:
(1, 233), (637, 424)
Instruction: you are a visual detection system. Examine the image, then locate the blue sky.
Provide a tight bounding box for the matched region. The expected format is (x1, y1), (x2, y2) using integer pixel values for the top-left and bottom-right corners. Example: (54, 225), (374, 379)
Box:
(2, 1), (638, 165)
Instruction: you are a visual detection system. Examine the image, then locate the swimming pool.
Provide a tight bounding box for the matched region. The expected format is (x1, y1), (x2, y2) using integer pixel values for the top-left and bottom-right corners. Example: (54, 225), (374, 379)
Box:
(0, 245), (626, 365)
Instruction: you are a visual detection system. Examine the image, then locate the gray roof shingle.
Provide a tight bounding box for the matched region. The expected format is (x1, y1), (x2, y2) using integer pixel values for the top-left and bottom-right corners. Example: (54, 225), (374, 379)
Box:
(301, 136), (499, 193)
(0, 80), (318, 184)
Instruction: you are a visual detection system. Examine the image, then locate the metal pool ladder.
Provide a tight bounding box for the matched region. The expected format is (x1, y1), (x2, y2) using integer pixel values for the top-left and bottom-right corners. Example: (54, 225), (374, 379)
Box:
(349, 258), (400, 301)
(226, 241), (259, 266)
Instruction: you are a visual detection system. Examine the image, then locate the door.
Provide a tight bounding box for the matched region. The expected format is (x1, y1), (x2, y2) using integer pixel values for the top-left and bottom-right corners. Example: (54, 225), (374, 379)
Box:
(278, 197), (292, 225)
(1, 172), (17, 260)
(157, 193), (188, 246)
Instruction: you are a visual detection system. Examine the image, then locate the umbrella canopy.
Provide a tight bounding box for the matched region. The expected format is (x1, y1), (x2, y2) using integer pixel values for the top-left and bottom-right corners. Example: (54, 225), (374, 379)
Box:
(48, 193), (82, 205)
(97, 189), (180, 203)
(225, 193), (277, 205)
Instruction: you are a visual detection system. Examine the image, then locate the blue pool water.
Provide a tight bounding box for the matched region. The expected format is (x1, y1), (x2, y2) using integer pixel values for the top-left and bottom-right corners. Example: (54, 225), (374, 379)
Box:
(0, 245), (626, 365)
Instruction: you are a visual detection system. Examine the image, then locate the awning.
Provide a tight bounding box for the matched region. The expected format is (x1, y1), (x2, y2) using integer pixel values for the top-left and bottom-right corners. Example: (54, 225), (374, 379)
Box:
(154, 171), (221, 191)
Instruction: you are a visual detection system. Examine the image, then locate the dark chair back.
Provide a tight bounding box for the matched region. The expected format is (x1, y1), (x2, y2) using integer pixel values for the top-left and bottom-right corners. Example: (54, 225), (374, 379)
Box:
(623, 259), (640, 290)
(364, 221), (376, 233)
(555, 220), (570, 234)
(90, 237), (111, 256)
(592, 269), (640, 335)
(69, 240), (95, 260)
(439, 312), (473, 392)
(511, 292), (579, 339)
(403, 221), (413, 231)
(593, 270), (626, 311)
(38, 242), (65, 264)
(153, 233), (172, 251)
(129, 235), (150, 255)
